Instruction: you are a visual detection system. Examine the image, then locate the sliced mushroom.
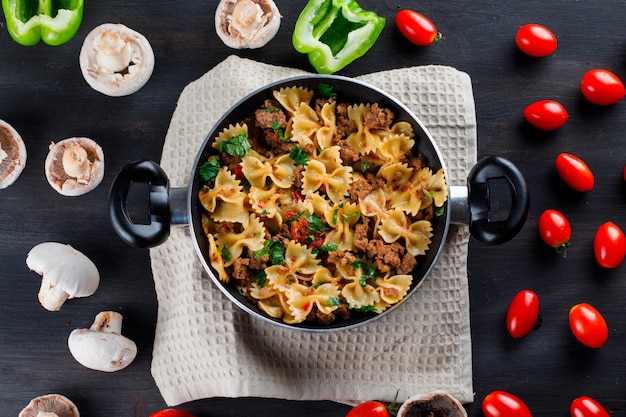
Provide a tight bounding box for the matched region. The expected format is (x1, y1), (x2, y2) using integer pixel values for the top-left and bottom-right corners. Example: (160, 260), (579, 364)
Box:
(68, 311), (137, 372)
(79, 23), (155, 96)
(26, 242), (100, 311)
(45, 137), (104, 196)
(0, 119), (26, 189)
(215, 0), (281, 49)
(397, 391), (467, 417)
(19, 393), (79, 417)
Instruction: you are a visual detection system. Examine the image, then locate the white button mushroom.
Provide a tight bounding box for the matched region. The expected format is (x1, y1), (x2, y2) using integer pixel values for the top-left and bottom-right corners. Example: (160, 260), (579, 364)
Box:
(26, 242), (100, 311)
(0, 119), (27, 189)
(79, 23), (155, 97)
(215, 0), (281, 49)
(18, 393), (79, 417)
(397, 391), (468, 417)
(45, 137), (104, 196)
(68, 311), (137, 372)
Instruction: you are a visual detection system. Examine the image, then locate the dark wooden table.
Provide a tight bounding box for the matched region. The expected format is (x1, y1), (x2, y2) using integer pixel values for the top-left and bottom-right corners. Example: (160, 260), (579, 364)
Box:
(2, 1), (626, 415)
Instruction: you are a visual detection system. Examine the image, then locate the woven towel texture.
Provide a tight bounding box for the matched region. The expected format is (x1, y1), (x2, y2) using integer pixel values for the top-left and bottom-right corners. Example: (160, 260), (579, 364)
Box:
(149, 56), (476, 407)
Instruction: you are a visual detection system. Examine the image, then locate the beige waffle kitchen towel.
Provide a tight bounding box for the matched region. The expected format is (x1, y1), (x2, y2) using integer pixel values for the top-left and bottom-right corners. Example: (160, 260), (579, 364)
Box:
(149, 55), (476, 407)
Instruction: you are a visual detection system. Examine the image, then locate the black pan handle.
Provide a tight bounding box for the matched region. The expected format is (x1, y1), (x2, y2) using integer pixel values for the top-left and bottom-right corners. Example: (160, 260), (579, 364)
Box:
(109, 160), (170, 248)
(467, 156), (530, 244)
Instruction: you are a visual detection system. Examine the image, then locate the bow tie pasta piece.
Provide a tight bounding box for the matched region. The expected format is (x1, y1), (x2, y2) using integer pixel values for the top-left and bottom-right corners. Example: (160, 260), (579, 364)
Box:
(208, 234), (230, 283)
(273, 86), (314, 115)
(211, 123), (249, 152)
(379, 210), (434, 256)
(324, 201), (361, 252)
(241, 151), (295, 189)
(347, 104), (387, 155)
(377, 133), (416, 162)
(378, 162), (414, 189)
(291, 100), (337, 149)
(337, 264), (381, 310)
(314, 146), (344, 172)
(311, 266), (343, 287)
(266, 241), (321, 292)
(375, 274), (413, 304)
(389, 167), (448, 216)
(213, 214), (267, 265)
(302, 159), (353, 204)
(287, 282), (341, 323)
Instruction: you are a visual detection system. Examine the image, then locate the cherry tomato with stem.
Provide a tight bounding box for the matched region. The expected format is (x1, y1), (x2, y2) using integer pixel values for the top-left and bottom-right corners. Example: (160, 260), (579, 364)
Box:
(594, 221), (626, 268)
(515, 23), (557, 57)
(538, 209), (571, 256)
(506, 290), (540, 338)
(523, 100), (568, 130)
(555, 153), (594, 192)
(482, 390), (533, 417)
(150, 410), (197, 417)
(570, 396), (609, 417)
(580, 69), (626, 105)
(346, 401), (390, 417)
(396, 10), (442, 46)
(569, 303), (608, 348)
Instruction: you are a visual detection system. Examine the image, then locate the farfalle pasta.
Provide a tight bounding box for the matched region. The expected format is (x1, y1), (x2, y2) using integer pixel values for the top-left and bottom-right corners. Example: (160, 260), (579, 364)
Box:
(198, 84), (448, 326)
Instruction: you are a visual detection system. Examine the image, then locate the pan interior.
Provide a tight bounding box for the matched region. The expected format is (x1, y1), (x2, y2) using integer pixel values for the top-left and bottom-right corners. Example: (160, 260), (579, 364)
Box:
(189, 75), (450, 332)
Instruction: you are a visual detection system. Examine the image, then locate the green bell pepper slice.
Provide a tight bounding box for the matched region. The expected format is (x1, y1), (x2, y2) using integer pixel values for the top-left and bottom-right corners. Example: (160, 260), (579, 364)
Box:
(2, 0), (84, 46)
(293, 0), (385, 74)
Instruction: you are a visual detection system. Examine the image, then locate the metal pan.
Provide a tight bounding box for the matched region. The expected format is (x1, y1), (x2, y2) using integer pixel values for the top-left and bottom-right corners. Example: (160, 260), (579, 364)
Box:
(109, 74), (529, 332)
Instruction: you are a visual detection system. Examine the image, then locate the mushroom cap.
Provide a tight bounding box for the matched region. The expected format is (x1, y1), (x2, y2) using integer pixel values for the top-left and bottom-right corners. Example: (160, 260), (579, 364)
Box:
(45, 137), (104, 196)
(215, 0), (281, 49)
(0, 119), (27, 189)
(68, 311), (137, 372)
(79, 23), (155, 97)
(397, 391), (467, 417)
(19, 393), (79, 417)
(26, 242), (100, 298)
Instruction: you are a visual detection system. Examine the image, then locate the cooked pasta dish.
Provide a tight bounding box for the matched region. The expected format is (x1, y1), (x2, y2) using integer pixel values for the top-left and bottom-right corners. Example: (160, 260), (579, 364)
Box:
(198, 83), (447, 325)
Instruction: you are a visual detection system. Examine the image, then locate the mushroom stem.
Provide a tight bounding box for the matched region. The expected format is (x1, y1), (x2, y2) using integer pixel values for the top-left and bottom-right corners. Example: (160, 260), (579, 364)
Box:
(230, 0), (265, 37)
(96, 30), (132, 73)
(38, 280), (70, 312)
(37, 412), (59, 417)
(90, 311), (123, 334)
(62, 144), (91, 179)
(0, 142), (7, 162)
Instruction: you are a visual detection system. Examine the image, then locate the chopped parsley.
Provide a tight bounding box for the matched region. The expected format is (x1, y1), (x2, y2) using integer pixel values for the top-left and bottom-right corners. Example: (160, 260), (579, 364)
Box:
(350, 260), (377, 287)
(290, 146), (308, 166)
(271, 121), (292, 142)
(435, 206), (445, 216)
(254, 239), (286, 265)
(342, 210), (360, 222)
(327, 296), (342, 307)
(265, 107), (281, 113)
(361, 161), (372, 171)
(219, 132), (251, 157)
(306, 212), (328, 234)
(321, 242), (339, 252)
(317, 83), (337, 98)
(254, 269), (267, 287)
(198, 156), (220, 184)
(220, 246), (232, 262)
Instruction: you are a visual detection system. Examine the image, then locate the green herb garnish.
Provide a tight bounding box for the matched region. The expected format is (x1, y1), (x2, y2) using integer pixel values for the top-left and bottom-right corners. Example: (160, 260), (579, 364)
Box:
(290, 147), (309, 166)
(254, 269), (267, 287)
(327, 296), (342, 307)
(219, 132), (251, 157)
(221, 246), (232, 262)
(265, 107), (281, 113)
(269, 240), (286, 265)
(321, 242), (339, 252)
(350, 260), (377, 286)
(305, 212), (328, 234)
(198, 156), (220, 184)
(317, 83), (337, 98)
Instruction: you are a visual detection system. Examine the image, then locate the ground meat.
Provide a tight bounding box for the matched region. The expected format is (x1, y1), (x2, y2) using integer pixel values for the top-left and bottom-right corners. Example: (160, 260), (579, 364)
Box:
(255, 105), (287, 130)
(218, 153), (241, 173)
(292, 165), (305, 188)
(350, 175), (374, 202)
(232, 257), (252, 287)
(327, 250), (357, 267)
(353, 220), (370, 252)
(397, 253), (417, 275)
(309, 306), (351, 325)
(336, 102), (356, 139)
(365, 239), (406, 274)
(363, 103), (394, 129)
(337, 140), (360, 165)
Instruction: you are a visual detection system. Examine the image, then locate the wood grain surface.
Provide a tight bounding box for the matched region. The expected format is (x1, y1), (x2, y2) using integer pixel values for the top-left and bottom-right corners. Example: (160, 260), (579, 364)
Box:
(1, 1), (626, 415)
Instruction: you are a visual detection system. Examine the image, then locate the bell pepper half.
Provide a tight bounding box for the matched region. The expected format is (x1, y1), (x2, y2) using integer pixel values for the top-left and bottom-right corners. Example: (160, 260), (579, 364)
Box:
(293, 0), (385, 74)
(2, 0), (84, 46)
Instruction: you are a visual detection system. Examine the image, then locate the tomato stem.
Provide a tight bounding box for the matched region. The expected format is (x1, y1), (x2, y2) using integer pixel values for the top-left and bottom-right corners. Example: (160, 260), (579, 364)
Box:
(555, 243), (568, 258)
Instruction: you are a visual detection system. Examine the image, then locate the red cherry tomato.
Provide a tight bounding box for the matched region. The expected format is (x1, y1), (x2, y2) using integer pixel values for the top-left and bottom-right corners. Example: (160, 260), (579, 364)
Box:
(506, 290), (540, 338)
(538, 209), (571, 256)
(346, 401), (390, 417)
(570, 396), (610, 417)
(593, 222), (626, 268)
(569, 303), (608, 348)
(555, 153), (594, 192)
(482, 391), (533, 417)
(523, 100), (568, 130)
(150, 410), (197, 417)
(580, 69), (626, 105)
(396, 10), (442, 46)
(515, 24), (557, 57)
